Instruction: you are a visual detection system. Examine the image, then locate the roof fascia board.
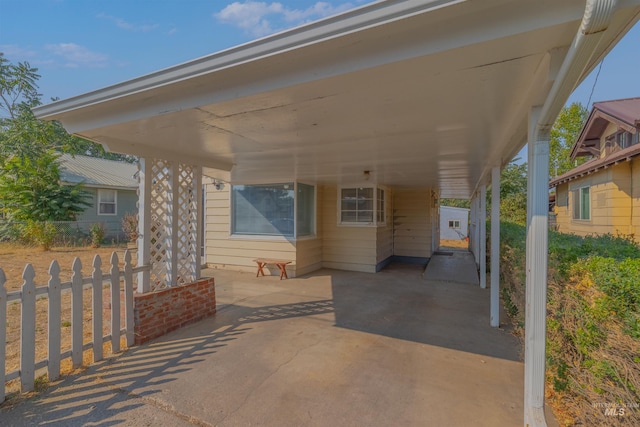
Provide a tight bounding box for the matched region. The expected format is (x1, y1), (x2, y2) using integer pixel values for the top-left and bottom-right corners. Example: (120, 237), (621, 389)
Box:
(33, 0), (462, 120)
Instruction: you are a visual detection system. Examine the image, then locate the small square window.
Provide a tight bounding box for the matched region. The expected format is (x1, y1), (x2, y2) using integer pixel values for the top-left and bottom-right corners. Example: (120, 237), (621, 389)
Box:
(448, 220), (461, 229)
(98, 189), (117, 215)
(339, 186), (385, 226)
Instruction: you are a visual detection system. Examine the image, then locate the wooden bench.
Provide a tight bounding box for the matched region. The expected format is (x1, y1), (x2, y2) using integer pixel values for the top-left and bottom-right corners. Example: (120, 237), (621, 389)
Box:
(253, 258), (292, 280)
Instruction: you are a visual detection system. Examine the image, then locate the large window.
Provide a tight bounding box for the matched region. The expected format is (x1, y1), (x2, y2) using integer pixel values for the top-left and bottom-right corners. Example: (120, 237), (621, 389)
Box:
(232, 183), (315, 238)
(340, 186), (385, 225)
(98, 189), (117, 215)
(572, 186), (590, 220)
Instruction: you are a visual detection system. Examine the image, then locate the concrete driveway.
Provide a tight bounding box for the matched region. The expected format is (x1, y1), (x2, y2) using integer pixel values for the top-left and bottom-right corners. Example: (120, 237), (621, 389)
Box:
(1, 258), (526, 426)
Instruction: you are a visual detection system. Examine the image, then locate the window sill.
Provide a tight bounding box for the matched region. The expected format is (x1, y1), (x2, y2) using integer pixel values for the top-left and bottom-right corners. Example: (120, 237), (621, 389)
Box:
(229, 234), (317, 241)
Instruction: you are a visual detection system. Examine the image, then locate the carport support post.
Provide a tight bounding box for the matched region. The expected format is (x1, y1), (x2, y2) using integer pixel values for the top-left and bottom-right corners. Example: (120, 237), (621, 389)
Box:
(137, 158), (151, 293)
(490, 166), (500, 327)
(524, 107), (550, 426)
(479, 186), (487, 288)
(471, 194), (480, 266)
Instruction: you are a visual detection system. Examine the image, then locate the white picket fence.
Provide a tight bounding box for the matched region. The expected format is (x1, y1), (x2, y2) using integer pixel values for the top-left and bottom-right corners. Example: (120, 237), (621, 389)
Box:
(0, 250), (149, 403)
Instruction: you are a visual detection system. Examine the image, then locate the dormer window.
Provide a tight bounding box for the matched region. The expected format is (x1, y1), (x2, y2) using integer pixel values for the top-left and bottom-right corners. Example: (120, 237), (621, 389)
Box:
(617, 131), (632, 149)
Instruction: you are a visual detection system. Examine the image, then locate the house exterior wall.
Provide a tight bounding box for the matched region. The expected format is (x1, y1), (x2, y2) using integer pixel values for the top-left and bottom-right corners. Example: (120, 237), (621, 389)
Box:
(75, 187), (138, 238)
(632, 157), (640, 238)
(204, 184), (299, 276)
(204, 184), (435, 275)
(376, 187), (394, 267)
(554, 161), (640, 239)
(439, 206), (469, 240)
(320, 185), (378, 273)
(392, 188), (433, 259)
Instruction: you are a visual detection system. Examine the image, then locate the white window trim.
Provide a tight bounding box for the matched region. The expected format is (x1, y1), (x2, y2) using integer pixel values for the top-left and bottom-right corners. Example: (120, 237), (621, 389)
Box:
(97, 189), (117, 216)
(337, 185), (387, 227)
(229, 181), (317, 239)
(449, 220), (461, 229)
(572, 186), (591, 221)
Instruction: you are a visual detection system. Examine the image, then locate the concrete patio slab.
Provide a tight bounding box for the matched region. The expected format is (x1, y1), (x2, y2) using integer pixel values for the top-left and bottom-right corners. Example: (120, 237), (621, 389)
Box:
(1, 262), (526, 426)
(424, 251), (480, 285)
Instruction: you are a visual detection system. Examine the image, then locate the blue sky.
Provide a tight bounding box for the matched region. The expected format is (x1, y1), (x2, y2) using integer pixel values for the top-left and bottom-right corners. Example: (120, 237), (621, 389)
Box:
(1, 0), (639, 108)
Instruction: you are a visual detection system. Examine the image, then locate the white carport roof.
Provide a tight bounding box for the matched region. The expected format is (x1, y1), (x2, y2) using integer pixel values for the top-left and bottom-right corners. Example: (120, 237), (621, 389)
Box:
(33, 0), (640, 198)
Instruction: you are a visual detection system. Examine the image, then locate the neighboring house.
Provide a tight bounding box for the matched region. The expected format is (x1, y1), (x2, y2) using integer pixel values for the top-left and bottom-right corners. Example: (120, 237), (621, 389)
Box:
(59, 154), (138, 239)
(550, 97), (640, 239)
(439, 206), (469, 240)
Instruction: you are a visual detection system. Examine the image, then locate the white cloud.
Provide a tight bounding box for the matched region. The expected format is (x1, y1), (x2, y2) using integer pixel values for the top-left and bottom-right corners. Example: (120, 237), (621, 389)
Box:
(0, 44), (38, 61)
(214, 1), (358, 38)
(97, 13), (159, 32)
(45, 43), (109, 68)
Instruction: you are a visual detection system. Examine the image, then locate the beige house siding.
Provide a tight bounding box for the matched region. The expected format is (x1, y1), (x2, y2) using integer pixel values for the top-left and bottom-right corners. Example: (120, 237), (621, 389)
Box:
(320, 185), (377, 273)
(392, 188), (433, 258)
(204, 184), (298, 276)
(632, 157), (640, 238)
(554, 162), (640, 239)
(205, 183), (436, 276)
(376, 188), (393, 265)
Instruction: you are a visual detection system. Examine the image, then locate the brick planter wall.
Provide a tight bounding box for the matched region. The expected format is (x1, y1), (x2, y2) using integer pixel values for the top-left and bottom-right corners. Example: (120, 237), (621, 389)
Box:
(133, 278), (216, 345)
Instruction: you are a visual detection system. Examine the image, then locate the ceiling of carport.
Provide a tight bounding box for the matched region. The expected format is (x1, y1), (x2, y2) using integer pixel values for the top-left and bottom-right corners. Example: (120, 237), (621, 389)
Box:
(33, 0), (640, 198)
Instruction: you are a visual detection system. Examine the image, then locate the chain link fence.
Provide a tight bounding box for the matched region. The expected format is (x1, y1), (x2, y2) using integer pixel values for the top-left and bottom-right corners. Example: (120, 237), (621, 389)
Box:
(0, 220), (128, 247)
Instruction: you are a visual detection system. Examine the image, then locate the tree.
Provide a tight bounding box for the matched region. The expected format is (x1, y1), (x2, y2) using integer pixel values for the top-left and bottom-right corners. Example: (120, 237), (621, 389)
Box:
(0, 150), (90, 221)
(0, 52), (135, 162)
(0, 53), (130, 224)
(549, 102), (589, 178)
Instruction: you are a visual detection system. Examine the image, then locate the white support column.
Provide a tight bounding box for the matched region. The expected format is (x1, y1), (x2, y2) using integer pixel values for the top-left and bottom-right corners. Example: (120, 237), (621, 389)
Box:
(490, 166), (501, 327)
(479, 186), (487, 288)
(137, 158), (151, 293)
(524, 107), (550, 426)
(169, 164), (179, 286)
(194, 167), (203, 280)
(474, 195), (480, 267)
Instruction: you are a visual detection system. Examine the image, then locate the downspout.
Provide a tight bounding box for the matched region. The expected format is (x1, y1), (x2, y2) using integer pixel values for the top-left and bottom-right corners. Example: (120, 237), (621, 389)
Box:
(525, 1), (619, 426)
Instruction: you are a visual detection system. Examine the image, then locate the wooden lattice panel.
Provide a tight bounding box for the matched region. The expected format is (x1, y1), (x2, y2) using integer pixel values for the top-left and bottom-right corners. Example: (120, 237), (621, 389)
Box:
(150, 159), (172, 291)
(176, 164), (197, 284)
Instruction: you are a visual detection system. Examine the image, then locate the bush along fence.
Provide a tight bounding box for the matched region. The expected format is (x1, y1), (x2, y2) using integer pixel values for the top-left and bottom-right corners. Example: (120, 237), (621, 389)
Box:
(498, 221), (640, 425)
(0, 250), (149, 403)
(0, 220), (129, 248)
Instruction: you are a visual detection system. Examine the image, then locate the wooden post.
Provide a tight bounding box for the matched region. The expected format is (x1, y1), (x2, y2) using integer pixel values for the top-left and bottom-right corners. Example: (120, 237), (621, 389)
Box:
(123, 250), (135, 347)
(0, 268), (7, 402)
(110, 252), (121, 353)
(137, 158), (152, 293)
(48, 261), (62, 380)
(71, 258), (83, 368)
(20, 264), (36, 392)
(91, 255), (103, 362)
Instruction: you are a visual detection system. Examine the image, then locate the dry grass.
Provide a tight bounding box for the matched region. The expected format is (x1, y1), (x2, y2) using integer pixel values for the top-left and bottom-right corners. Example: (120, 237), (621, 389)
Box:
(439, 239), (469, 249)
(0, 243), (133, 404)
(546, 276), (640, 426)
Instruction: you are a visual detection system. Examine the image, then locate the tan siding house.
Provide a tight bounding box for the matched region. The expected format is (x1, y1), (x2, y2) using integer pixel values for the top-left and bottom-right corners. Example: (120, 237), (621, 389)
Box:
(550, 98), (640, 239)
(205, 183), (436, 277)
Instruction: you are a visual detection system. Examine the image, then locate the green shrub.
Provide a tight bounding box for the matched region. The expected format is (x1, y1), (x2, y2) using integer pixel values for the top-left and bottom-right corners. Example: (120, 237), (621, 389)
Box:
(21, 221), (58, 250)
(89, 222), (106, 248)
